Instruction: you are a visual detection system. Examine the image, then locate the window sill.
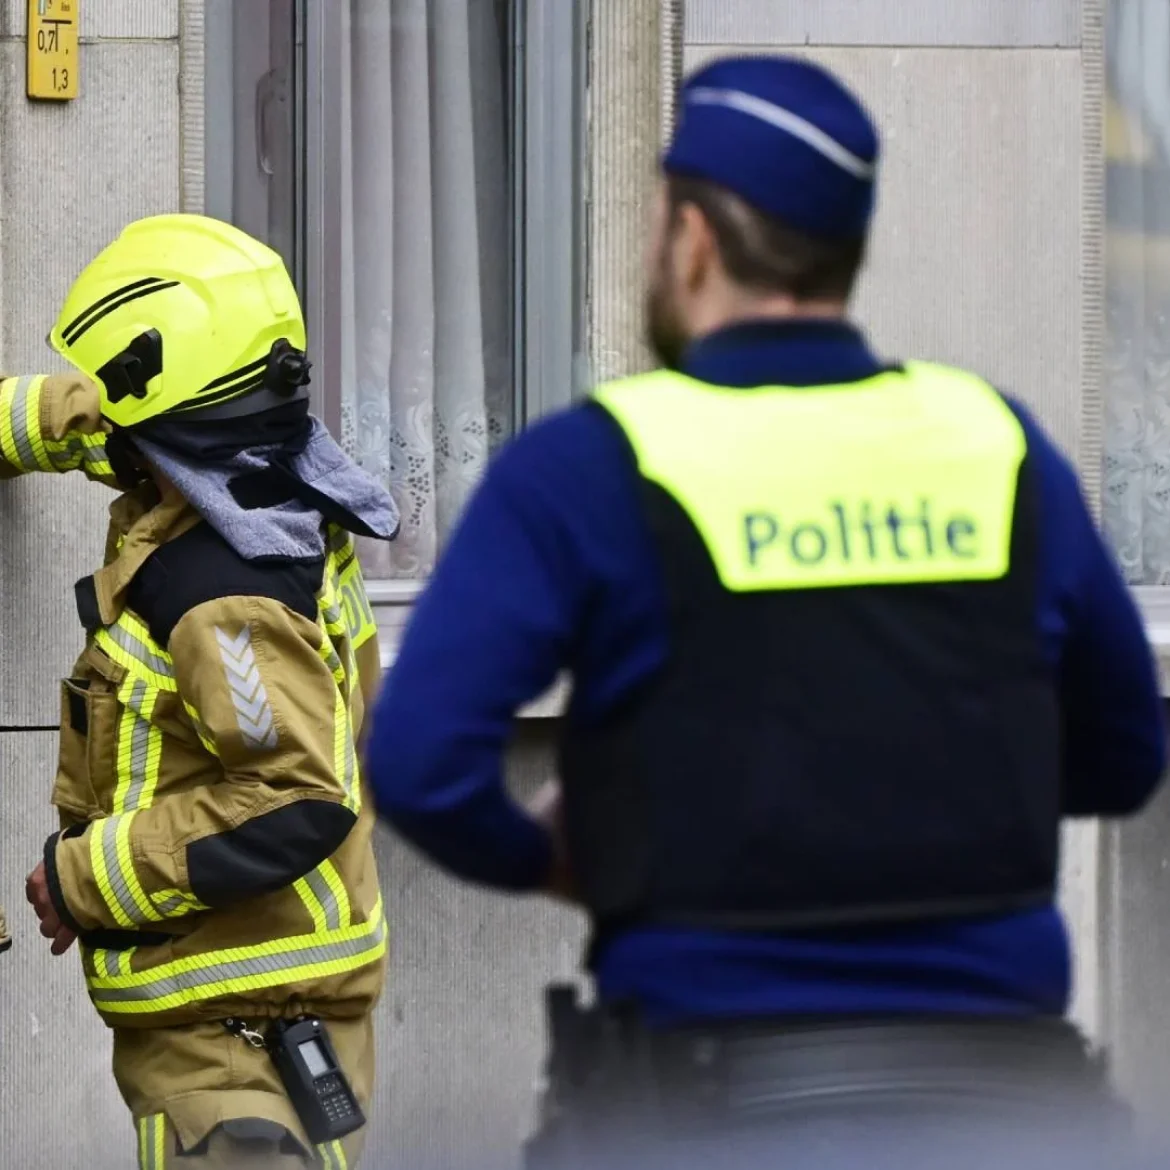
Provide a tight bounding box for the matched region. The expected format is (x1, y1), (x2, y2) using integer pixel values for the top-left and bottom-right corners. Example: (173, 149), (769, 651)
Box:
(370, 583), (1170, 711)
(369, 580), (570, 718)
(1135, 588), (1170, 696)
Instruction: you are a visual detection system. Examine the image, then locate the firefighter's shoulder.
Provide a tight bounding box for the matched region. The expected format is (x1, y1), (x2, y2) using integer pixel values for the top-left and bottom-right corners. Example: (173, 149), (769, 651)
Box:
(126, 520), (323, 649)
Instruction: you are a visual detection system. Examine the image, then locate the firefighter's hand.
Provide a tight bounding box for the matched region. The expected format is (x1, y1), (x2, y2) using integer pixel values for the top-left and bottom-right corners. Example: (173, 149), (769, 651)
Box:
(25, 862), (77, 955)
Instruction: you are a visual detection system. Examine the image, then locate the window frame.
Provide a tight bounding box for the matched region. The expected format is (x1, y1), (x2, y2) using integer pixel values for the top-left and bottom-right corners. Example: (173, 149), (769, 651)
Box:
(206, 0), (587, 691)
(1100, 0), (1170, 689)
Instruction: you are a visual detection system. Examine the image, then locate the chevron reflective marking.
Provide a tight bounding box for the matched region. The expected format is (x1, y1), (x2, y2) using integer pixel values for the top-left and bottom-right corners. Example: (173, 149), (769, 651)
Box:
(215, 625), (279, 750)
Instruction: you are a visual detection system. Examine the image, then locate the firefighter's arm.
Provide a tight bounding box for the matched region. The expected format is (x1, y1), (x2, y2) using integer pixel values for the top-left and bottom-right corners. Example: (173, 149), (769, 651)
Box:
(44, 596), (358, 934)
(0, 373), (118, 486)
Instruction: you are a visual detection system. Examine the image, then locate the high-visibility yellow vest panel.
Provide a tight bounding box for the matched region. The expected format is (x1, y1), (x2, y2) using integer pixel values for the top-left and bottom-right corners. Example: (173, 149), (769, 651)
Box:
(594, 362), (1026, 591)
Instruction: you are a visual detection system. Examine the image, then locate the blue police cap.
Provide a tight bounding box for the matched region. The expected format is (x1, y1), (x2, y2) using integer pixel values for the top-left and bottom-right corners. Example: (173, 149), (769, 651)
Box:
(663, 55), (879, 240)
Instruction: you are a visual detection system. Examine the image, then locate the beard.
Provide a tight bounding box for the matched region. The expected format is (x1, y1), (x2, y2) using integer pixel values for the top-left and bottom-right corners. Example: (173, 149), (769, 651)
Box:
(643, 249), (691, 370)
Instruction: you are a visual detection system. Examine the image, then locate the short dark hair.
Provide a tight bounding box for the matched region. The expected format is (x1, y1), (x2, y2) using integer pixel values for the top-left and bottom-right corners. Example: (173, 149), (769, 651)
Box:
(666, 174), (867, 302)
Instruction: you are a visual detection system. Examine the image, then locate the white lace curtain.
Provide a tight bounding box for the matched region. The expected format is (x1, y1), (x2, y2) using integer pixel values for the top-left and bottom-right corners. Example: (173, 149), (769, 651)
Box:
(337, 0), (513, 579)
(1105, 0), (1170, 584)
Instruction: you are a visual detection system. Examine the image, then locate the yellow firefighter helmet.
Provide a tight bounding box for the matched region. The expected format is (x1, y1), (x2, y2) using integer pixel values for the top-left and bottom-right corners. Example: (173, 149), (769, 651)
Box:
(49, 214), (308, 429)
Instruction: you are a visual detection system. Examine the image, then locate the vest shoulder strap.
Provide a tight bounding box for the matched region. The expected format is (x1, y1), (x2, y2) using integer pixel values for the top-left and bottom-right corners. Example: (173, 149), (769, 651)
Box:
(593, 363), (1027, 593)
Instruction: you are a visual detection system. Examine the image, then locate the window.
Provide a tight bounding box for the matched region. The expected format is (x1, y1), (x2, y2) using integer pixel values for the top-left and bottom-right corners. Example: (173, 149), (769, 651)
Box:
(205, 0), (585, 597)
(1105, 0), (1170, 588)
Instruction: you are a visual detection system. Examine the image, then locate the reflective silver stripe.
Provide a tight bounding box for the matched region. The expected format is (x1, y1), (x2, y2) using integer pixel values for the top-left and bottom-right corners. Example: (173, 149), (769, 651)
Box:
(10, 376), (39, 469)
(304, 867), (342, 932)
(343, 718), (357, 806)
(106, 950), (123, 977)
(100, 818), (149, 925)
(151, 894), (187, 916)
(686, 86), (876, 179)
(123, 680), (154, 811)
(105, 621), (175, 678)
(321, 593), (343, 627)
(93, 915), (387, 1006)
(322, 639), (343, 678)
(215, 626), (278, 750)
(81, 436), (110, 467)
(138, 1112), (166, 1170)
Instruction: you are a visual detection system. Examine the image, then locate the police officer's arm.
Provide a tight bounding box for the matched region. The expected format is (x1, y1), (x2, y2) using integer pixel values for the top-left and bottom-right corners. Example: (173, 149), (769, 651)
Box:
(1017, 404), (1167, 814)
(0, 373), (119, 486)
(367, 406), (653, 890)
(42, 596), (359, 934)
(1056, 516), (1167, 815)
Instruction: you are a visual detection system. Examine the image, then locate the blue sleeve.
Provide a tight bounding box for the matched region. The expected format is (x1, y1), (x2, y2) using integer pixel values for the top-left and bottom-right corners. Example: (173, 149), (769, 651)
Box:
(365, 405), (665, 889)
(1013, 401), (1167, 816)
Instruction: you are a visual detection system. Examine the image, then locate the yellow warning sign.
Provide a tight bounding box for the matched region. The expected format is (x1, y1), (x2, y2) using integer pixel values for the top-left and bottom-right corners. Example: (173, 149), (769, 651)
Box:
(27, 0), (79, 101)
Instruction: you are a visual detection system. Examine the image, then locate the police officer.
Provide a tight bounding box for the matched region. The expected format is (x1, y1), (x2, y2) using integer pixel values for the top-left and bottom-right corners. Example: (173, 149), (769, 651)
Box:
(17, 215), (394, 1168)
(366, 55), (1167, 1168)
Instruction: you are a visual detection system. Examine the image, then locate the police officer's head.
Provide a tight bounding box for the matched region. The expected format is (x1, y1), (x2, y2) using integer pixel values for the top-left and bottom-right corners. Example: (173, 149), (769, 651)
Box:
(647, 55), (880, 368)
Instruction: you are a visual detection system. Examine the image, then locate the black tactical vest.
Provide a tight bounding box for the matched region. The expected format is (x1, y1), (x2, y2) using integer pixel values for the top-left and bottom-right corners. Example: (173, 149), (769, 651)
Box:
(558, 365), (1061, 945)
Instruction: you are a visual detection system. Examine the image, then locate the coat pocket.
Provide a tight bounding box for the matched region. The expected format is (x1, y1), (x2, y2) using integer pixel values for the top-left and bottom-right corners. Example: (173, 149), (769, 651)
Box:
(52, 676), (119, 820)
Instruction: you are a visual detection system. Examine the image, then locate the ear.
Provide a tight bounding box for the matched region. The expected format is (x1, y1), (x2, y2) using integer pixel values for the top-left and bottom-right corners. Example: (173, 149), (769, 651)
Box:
(673, 202), (718, 292)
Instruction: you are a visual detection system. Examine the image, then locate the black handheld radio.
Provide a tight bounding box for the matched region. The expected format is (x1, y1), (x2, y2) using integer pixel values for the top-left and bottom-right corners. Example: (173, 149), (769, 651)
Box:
(267, 1017), (366, 1144)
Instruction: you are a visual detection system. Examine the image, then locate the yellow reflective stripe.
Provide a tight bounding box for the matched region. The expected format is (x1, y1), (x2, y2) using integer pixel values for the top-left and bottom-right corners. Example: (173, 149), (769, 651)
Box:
(79, 433), (114, 479)
(319, 572), (346, 637)
(92, 946), (132, 977)
(113, 678), (163, 814)
(296, 859), (352, 933)
(318, 623), (346, 687)
(91, 947), (110, 978)
(150, 888), (208, 917)
(324, 537), (376, 654)
(319, 859), (351, 927)
(97, 622), (177, 692)
(594, 364), (1027, 592)
(90, 817), (131, 928)
(88, 899), (387, 1014)
(181, 698), (219, 756)
(23, 376), (55, 470)
(41, 425), (112, 477)
(96, 613), (177, 692)
(295, 877), (329, 933)
(90, 815), (164, 926)
(0, 375), (53, 471)
(337, 563), (376, 652)
(0, 377), (25, 468)
(318, 1139), (348, 1170)
(137, 1113), (167, 1170)
(333, 688), (360, 814)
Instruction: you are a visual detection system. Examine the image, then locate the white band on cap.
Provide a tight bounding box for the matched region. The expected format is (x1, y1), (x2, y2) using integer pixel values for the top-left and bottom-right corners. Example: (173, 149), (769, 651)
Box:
(686, 86), (875, 180)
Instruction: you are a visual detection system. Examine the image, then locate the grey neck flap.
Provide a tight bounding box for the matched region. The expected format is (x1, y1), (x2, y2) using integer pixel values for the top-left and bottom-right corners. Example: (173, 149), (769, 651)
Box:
(135, 417), (399, 563)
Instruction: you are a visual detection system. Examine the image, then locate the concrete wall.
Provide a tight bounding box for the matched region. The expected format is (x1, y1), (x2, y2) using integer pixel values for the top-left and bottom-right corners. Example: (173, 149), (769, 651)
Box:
(0, 4), (183, 1167)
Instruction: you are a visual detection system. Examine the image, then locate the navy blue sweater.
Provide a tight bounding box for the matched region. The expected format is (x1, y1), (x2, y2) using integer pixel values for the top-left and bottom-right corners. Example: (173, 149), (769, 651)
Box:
(368, 321), (1166, 1026)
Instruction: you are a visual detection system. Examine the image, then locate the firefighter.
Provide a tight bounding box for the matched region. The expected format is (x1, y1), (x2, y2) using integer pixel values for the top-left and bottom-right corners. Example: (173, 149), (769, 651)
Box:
(365, 54), (1167, 1168)
(18, 214), (395, 1168)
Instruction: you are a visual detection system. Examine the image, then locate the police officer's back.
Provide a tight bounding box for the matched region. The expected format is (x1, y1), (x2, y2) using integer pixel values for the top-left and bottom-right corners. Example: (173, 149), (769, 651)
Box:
(366, 55), (1167, 1168)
